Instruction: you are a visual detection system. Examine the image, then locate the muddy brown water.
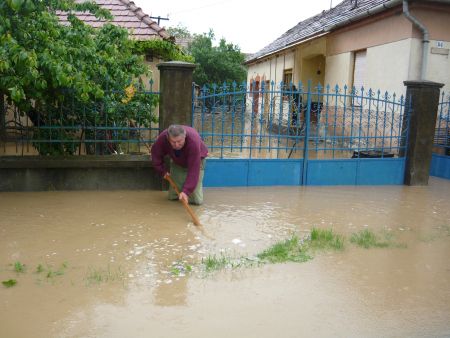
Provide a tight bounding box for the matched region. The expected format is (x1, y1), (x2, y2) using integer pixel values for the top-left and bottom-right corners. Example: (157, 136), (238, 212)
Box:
(1, 178), (450, 338)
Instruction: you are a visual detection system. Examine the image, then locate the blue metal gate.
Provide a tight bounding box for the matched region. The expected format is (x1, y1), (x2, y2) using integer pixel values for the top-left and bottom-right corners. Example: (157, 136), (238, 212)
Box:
(431, 91), (450, 179)
(192, 81), (409, 186)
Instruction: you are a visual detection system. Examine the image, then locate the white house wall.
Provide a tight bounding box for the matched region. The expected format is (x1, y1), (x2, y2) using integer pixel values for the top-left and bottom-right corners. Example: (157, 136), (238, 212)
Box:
(407, 38), (423, 85)
(324, 37), (448, 97)
(415, 2), (450, 93)
(247, 51), (297, 88)
(326, 3), (450, 94)
(428, 40), (450, 94)
(324, 52), (353, 90)
(247, 3), (450, 103)
(367, 39), (413, 97)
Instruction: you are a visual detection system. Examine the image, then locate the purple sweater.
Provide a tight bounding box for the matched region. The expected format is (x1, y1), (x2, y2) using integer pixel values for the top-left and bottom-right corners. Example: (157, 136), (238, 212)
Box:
(151, 126), (208, 195)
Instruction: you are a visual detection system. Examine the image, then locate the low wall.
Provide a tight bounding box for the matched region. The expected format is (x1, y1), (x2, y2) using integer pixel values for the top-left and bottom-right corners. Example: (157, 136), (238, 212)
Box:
(0, 156), (162, 191)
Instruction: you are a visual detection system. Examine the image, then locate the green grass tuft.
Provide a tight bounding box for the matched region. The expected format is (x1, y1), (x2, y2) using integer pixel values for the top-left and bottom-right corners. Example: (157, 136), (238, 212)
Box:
(202, 254), (230, 272)
(350, 229), (391, 248)
(257, 236), (312, 263)
(14, 261), (26, 273)
(85, 265), (124, 285)
(46, 262), (68, 279)
(310, 228), (345, 251)
(2, 279), (17, 288)
(36, 264), (45, 273)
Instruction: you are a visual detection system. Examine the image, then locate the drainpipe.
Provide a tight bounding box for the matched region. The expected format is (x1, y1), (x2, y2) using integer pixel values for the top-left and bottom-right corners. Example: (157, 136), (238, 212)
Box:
(402, 0), (429, 80)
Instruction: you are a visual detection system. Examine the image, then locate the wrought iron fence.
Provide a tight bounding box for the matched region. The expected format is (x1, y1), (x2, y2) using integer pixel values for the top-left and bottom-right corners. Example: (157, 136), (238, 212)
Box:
(193, 81), (409, 160)
(0, 85), (159, 156)
(1, 80), (418, 161)
(434, 91), (450, 156)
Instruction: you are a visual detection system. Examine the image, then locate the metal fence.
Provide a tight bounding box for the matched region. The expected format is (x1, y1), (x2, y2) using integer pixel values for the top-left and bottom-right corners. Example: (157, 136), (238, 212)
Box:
(7, 81), (447, 162)
(0, 85), (159, 156)
(193, 81), (409, 160)
(434, 91), (450, 156)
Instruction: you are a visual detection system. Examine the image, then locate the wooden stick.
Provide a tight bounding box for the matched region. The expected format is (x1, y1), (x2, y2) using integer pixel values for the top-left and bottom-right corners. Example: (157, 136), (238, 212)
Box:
(165, 175), (201, 226)
(144, 140), (201, 226)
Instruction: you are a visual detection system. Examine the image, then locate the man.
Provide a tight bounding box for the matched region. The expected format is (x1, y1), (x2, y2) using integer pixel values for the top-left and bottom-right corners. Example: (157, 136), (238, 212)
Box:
(151, 124), (208, 205)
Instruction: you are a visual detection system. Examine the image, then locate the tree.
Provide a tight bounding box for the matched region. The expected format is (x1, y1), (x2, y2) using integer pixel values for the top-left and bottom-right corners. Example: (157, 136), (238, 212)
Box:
(132, 39), (193, 63)
(0, 0), (158, 154)
(0, 0), (137, 105)
(186, 30), (247, 86)
(166, 24), (192, 40)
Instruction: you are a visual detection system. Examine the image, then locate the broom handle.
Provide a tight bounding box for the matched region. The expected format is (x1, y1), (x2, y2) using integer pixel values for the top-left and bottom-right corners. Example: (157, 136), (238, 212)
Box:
(165, 175), (201, 226)
(144, 142), (201, 226)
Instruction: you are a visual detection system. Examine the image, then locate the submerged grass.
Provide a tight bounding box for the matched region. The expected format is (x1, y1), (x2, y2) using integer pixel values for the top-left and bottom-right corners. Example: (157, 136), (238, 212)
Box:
(351, 229), (388, 248)
(2, 279), (17, 288)
(201, 227), (345, 273)
(200, 254), (260, 273)
(202, 254), (230, 272)
(47, 262), (68, 279)
(350, 228), (406, 249)
(36, 264), (45, 273)
(170, 260), (193, 276)
(309, 228), (345, 251)
(13, 261), (26, 273)
(34, 262), (69, 282)
(257, 236), (311, 263)
(85, 265), (125, 285)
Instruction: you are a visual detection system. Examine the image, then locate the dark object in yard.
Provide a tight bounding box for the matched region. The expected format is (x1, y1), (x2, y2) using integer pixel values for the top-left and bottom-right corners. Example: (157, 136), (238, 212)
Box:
(352, 150), (394, 158)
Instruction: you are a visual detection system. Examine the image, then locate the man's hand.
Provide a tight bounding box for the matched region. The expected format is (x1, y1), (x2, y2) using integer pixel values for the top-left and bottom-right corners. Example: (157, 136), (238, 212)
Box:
(179, 192), (189, 204)
(163, 172), (170, 180)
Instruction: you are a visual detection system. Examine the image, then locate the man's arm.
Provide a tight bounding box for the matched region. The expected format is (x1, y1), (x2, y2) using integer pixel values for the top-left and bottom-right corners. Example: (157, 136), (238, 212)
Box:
(151, 136), (168, 176)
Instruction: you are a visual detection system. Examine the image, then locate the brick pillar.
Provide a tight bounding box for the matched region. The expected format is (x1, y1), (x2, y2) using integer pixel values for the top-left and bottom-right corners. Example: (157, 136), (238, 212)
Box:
(157, 61), (196, 131)
(156, 61), (196, 191)
(403, 80), (444, 185)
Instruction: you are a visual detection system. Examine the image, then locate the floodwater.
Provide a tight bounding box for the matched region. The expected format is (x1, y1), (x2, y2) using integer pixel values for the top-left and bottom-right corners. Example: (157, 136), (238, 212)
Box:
(1, 179), (450, 338)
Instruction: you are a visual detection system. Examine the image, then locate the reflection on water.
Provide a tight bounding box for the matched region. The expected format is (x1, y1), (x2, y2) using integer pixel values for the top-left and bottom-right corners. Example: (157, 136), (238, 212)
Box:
(1, 179), (449, 337)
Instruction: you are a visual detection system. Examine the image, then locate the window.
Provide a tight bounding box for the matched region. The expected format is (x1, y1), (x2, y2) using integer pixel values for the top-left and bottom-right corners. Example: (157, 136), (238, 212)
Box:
(283, 69), (293, 100)
(283, 69), (293, 88)
(352, 50), (366, 106)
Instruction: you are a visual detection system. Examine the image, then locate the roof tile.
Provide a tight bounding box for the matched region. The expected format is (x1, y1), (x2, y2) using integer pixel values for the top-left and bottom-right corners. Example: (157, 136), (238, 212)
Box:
(247, 0), (401, 62)
(56, 0), (169, 40)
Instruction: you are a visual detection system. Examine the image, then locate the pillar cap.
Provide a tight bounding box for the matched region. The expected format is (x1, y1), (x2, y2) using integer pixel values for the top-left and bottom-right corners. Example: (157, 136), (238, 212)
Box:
(157, 61), (196, 70)
(403, 80), (444, 89)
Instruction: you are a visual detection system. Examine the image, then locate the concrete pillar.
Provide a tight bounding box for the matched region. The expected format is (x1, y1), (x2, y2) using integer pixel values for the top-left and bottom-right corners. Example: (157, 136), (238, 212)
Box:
(403, 80), (444, 185)
(157, 61), (196, 131)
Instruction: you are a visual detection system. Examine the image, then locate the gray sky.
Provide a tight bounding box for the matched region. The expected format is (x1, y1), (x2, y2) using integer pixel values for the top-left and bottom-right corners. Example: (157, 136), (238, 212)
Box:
(139, 0), (342, 53)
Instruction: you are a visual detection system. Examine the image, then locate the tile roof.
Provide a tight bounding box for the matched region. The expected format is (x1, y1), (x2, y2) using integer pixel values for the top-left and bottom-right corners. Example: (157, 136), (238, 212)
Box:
(246, 0), (404, 63)
(175, 36), (195, 50)
(56, 0), (170, 40)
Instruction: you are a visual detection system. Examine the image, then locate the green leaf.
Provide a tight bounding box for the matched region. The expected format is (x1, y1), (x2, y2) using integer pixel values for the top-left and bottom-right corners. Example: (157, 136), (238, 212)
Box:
(8, 0), (24, 11)
(9, 86), (25, 102)
(23, 0), (35, 12)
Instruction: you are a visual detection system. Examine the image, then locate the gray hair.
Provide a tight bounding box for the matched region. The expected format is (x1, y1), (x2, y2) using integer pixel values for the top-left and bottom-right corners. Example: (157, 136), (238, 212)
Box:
(167, 125), (186, 138)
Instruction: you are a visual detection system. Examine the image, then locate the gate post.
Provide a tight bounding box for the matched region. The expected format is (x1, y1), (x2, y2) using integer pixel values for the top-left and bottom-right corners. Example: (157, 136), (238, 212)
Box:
(157, 61), (196, 131)
(403, 80), (443, 185)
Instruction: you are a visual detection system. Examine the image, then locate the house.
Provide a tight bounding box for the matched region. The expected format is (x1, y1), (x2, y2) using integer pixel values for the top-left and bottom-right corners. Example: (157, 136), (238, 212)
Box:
(245, 0), (450, 97)
(56, 0), (171, 90)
